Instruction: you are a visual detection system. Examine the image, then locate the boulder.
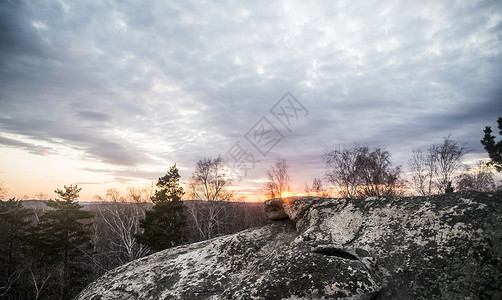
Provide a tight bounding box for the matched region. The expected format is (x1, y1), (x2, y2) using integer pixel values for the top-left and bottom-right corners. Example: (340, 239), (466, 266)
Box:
(78, 192), (502, 299)
(267, 192), (502, 299)
(262, 198), (288, 220)
(264, 196), (318, 222)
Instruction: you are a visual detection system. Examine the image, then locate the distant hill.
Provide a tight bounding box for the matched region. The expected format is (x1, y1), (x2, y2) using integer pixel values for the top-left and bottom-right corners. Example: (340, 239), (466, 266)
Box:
(20, 199), (265, 211)
(20, 199), (100, 211)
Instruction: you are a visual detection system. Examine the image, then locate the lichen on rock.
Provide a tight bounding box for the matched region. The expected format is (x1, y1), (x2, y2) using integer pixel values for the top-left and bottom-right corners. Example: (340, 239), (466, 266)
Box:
(78, 191), (502, 299)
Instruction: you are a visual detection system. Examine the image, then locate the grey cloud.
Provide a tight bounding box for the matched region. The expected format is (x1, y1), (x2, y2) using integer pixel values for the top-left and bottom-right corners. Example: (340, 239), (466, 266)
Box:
(75, 111), (111, 122)
(0, 118), (149, 166)
(82, 167), (165, 183)
(0, 136), (54, 156)
(0, 0), (501, 192)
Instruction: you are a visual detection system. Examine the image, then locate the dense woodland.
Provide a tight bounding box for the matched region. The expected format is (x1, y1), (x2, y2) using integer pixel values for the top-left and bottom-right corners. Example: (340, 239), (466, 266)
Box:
(0, 188), (268, 299)
(1, 118), (501, 299)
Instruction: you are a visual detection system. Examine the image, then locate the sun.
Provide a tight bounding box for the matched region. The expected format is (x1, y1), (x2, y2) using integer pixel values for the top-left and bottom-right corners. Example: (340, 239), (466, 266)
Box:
(280, 191), (306, 198)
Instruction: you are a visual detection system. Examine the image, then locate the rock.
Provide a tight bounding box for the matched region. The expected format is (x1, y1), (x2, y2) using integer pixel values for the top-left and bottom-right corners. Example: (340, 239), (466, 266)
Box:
(263, 198), (288, 220)
(263, 197), (317, 222)
(293, 192), (502, 299)
(78, 220), (379, 299)
(78, 192), (502, 299)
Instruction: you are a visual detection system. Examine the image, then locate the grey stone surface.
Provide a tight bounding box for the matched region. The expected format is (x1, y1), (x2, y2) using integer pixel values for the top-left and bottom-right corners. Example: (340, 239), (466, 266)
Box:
(78, 192), (502, 299)
(262, 198), (289, 220)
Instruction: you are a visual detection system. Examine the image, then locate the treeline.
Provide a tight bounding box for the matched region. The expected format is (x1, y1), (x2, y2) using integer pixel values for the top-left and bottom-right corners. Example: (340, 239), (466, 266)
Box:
(0, 163), (268, 299)
(0, 186), (94, 299)
(264, 120), (502, 199)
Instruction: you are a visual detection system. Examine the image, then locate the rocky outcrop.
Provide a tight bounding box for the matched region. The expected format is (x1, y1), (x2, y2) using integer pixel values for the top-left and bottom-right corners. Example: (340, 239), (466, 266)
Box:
(78, 192), (502, 299)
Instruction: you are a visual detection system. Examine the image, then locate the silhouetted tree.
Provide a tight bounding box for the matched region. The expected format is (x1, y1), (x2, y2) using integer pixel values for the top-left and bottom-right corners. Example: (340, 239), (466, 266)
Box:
(481, 117), (502, 172)
(29, 185), (93, 299)
(265, 158), (290, 199)
(410, 135), (469, 195)
(323, 145), (361, 198)
(456, 161), (498, 192)
(136, 164), (186, 252)
(324, 144), (404, 198)
(409, 149), (436, 196)
(189, 156), (232, 200)
(431, 135), (469, 193)
(356, 147), (404, 198)
(305, 177), (328, 197)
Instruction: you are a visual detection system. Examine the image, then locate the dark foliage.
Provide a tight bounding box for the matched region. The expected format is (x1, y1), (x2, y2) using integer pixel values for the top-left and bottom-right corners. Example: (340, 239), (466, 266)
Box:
(136, 202), (186, 252)
(0, 199), (32, 298)
(136, 165), (187, 252)
(0, 176), (270, 299)
(28, 185), (93, 299)
(481, 117), (502, 172)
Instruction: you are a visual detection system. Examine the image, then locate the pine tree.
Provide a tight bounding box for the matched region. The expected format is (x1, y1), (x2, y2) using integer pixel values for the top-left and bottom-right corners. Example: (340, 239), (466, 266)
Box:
(481, 117), (502, 172)
(0, 198), (32, 298)
(30, 185), (93, 299)
(136, 164), (186, 252)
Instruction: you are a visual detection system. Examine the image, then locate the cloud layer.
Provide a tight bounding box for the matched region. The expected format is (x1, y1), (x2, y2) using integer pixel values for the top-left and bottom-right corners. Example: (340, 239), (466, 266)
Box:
(1, 0), (501, 198)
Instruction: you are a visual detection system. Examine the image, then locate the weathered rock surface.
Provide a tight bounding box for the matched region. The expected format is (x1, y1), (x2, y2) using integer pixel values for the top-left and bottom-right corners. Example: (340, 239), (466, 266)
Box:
(78, 192), (502, 299)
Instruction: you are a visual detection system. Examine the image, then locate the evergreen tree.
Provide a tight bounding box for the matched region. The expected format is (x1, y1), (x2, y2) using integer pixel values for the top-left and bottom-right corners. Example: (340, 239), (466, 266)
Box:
(30, 185), (93, 299)
(136, 164), (186, 252)
(0, 198), (32, 298)
(481, 117), (502, 172)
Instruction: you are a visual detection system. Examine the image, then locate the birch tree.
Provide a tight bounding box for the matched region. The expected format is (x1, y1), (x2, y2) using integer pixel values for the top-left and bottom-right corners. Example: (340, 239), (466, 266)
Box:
(185, 157), (234, 240)
(265, 158), (290, 199)
(410, 136), (469, 195)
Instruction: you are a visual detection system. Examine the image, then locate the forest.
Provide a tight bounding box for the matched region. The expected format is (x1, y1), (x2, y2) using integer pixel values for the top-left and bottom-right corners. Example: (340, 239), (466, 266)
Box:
(0, 181), (269, 299)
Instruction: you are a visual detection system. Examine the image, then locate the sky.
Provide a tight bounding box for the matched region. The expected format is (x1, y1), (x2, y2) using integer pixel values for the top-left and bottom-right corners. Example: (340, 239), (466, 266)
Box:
(1, 0), (501, 201)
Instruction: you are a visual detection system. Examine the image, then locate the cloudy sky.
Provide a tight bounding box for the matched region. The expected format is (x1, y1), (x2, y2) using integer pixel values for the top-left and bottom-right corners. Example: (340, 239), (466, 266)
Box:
(1, 0), (501, 201)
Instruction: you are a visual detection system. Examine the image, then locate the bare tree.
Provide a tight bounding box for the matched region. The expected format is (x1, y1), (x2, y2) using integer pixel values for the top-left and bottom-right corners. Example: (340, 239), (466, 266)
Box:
(185, 156), (233, 240)
(265, 158), (290, 199)
(184, 157), (264, 240)
(142, 182), (156, 201)
(189, 156), (231, 201)
(356, 147), (404, 198)
(184, 200), (268, 242)
(305, 177), (328, 197)
(28, 266), (52, 300)
(34, 193), (49, 200)
(324, 144), (404, 198)
(456, 161), (498, 192)
(323, 146), (362, 198)
(127, 187), (148, 203)
(0, 183), (7, 200)
(431, 135), (469, 193)
(409, 149), (436, 196)
(410, 135), (469, 195)
(91, 188), (150, 269)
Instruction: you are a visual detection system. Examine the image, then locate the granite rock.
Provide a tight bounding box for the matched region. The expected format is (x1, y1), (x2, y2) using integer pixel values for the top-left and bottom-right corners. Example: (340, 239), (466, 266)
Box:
(78, 192), (502, 299)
